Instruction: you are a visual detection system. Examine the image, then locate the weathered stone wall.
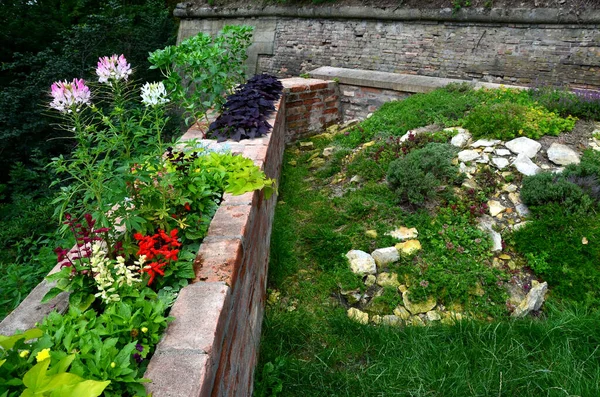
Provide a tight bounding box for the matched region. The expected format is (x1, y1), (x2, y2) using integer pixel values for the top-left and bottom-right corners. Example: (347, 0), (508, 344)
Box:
(175, 5), (600, 89)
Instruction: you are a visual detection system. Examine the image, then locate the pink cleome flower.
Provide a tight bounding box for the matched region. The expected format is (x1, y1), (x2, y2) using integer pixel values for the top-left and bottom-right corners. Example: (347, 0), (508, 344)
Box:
(49, 79), (91, 113)
(96, 54), (132, 84)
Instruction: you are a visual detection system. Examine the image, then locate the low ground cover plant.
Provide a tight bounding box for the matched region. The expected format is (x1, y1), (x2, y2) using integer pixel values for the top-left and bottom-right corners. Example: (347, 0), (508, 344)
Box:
(2, 25), (276, 397)
(387, 142), (463, 206)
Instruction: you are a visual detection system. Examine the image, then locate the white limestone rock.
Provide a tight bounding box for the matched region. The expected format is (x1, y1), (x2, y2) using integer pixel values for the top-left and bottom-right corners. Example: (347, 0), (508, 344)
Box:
(495, 148), (512, 156)
(547, 143), (581, 166)
(470, 139), (500, 148)
(478, 215), (503, 252)
(491, 157), (510, 170)
(458, 150), (480, 162)
(371, 247), (400, 267)
(346, 250), (377, 275)
(450, 132), (471, 148)
(505, 137), (542, 158)
(488, 200), (506, 217)
(460, 162), (477, 174)
(512, 153), (541, 176)
(511, 281), (548, 317)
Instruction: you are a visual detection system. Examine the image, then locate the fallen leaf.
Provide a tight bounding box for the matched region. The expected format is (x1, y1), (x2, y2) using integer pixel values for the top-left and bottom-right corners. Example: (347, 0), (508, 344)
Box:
(582, 237), (589, 245)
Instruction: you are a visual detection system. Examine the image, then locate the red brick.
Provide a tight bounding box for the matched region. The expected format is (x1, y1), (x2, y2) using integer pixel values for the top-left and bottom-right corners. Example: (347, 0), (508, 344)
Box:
(299, 91), (317, 100)
(290, 84), (309, 93)
(286, 113), (305, 122)
(323, 107), (339, 115)
(286, 106), (306, 116)
(287, 100), (304, 108)
(311, 82), (328, 90)
(303, 98), (320, 105)
(325, 100), (338, 108)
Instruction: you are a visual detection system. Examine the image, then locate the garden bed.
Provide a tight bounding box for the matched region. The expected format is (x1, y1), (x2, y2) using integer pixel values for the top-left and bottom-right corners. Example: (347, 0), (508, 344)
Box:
(255, 84), (600, 396)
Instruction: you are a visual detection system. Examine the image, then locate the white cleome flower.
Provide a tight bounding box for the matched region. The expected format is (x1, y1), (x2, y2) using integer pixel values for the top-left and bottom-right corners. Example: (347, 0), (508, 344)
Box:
(140, 82), (170, 107)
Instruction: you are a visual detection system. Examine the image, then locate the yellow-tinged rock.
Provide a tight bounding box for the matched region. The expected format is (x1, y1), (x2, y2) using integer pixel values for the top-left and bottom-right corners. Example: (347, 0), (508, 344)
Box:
(371, 315), (383, 325)
(365, 230), (378, 238)
(299, 141), (314, 149)
(363, 141), (376, 148)
(441, 311), (464, 325)
(307, 152), (320, 161)
(385, 226), (418, 241)
(288, 160), (297, 166)
(499, 254), (511, 260)
(396, 239), (422, 255)
(470, 282), (485, 297)
(376, 272), (400, 288)
(347, 308), (369, 325)
(398, 284), (408, 294)
(393, 305), (411, 320)
(402, 291), (436, 314)
(407, 315), (425, 326)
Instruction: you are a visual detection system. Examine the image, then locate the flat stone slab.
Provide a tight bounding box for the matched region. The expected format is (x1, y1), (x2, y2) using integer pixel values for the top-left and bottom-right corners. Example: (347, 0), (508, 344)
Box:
(505, 137), (542, 158)
(470, 139), (500, 148)
(547, 143), (580, 166)
(458, 150), (480, 162)
(309, 66), (527, 94)
(512, 153), (541, 176)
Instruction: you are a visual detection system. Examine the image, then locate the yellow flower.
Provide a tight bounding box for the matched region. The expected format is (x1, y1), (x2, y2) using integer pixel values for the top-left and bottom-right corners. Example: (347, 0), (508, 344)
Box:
(19, 350), (30, 358)
(141, 327), (148, 333)
(110, 362), (116, 368)
(35, 348), (51, 362)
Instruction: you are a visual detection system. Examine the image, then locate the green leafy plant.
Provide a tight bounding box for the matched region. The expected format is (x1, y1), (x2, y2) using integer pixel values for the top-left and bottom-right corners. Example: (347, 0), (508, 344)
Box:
(387, 143), (463, 206)
(19, 354), (110, 397)
(464, 102), (576, 141)
(148, 25), (254, 126)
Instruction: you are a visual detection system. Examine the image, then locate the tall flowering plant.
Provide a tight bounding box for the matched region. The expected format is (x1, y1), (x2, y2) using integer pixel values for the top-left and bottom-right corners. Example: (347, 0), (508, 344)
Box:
(48, 54), (171, 234)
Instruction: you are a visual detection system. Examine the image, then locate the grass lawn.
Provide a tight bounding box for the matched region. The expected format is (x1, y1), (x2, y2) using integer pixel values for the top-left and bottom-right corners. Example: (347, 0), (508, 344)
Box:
(255, 85), (600, 396)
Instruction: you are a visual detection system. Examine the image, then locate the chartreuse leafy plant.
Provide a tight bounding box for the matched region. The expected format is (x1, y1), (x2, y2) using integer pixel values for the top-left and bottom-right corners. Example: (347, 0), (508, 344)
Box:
(148, 25), (254, 125)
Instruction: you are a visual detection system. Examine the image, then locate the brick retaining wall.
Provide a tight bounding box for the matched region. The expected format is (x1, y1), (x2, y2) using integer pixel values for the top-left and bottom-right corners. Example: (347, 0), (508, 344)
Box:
(282, 77), (341, 142)
(145, 98), (286, 396)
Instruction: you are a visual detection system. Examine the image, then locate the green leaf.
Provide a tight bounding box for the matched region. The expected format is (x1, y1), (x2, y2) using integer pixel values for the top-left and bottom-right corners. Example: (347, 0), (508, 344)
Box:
(22, 359), (51, 391)
(50, 380), (110, 397)
(47, 355), (76, 376)
(0, 328), (42, 350)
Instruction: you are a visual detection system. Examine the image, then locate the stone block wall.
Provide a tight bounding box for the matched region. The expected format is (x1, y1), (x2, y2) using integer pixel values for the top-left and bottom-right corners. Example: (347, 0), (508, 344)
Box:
(282, 77), (341, 142)
(338, 84), (410, 120)
(175, 5), (600, 89)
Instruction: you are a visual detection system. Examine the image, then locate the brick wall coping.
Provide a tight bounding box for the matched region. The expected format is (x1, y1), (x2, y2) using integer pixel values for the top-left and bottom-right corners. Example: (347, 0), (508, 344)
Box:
(174, 4), (600, 24)
(309, 66), (528, 94)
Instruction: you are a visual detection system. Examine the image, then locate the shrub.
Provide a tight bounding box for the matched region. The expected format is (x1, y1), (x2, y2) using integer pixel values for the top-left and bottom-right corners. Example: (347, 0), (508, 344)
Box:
(387, 143), (463, 206)
(531, 84), (600, 120)
(520, 172), (592, 214)
(464, 102), (576, 141)
(521, 150), (600, 214)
